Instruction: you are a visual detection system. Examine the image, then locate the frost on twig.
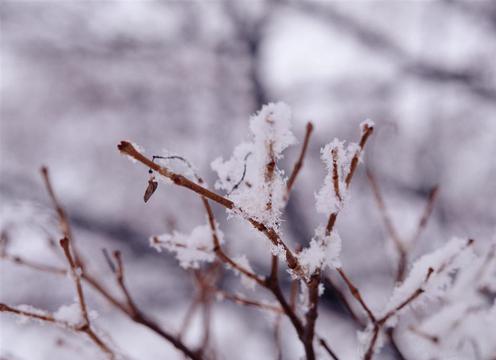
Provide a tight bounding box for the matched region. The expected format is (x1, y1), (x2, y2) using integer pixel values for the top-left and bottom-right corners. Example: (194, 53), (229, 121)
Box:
(211, 102), (296, 228)
(297, 226), (342, 279)
(315, 138), (358, 216)
(360, 237), (476, 359)
(150, 223), (223, 269)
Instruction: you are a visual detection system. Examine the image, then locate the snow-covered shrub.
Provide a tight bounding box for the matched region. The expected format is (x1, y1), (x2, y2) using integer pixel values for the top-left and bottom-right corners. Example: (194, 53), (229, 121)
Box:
(1, 103), (494, 360)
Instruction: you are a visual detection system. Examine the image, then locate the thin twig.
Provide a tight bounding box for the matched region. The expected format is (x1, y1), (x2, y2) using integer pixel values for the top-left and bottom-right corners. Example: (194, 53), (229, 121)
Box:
(218, 291), (283, 313)
(410, 185), (439, 245)
(324, 276), (363, 326)
(335, 268), (376, 323)
(40, 167), (73, 242)
(40, 166), (203, 360)
(366, 168), (407, 281)
(110, 251), (202, 360)
(202, 198), (266, 286)
(59, 238), (89, 324)
(118, 141), (301, 273)
(1, 254), (67, 275)
(229, 152), (252, 194)
(286, 122), (313, 196)
(318, 338), (340, 360)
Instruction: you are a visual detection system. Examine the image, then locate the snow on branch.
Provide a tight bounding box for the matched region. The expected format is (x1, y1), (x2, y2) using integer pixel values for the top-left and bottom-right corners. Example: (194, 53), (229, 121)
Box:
(212, 102), (297, 228)
(150, 223), (221, 269)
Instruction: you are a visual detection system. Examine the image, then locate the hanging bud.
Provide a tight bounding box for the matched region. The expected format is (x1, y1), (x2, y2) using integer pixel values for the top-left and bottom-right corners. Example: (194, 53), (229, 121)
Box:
(144, 176), (158, 203)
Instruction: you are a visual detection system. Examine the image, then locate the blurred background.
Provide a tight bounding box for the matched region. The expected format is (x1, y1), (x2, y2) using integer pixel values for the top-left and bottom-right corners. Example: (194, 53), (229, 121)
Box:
(1, 1), (495, 359)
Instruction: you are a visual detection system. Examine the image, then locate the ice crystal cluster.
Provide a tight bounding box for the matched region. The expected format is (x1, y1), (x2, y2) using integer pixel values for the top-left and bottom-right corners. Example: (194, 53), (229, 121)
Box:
(211, 102), (296, 228)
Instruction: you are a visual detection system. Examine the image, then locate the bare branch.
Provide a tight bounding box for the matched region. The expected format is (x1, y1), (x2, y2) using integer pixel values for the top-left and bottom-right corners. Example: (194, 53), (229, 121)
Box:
(40, 166), (73, 242)
(118, 141), (301, 273)
(286, 122), (314, 196)
(217, 291), (283, 313)
(1, 253), (66, 275)
(366, 168), (407, 281)
(335, 268), (376, 323)
(410, 185), (439, 245)
(324, 276), (364, 326)
(109, 250), (203, 360)
(345, 122), (374, 188)
(59, 237), (90, 325)
(318, 337), (340, 360)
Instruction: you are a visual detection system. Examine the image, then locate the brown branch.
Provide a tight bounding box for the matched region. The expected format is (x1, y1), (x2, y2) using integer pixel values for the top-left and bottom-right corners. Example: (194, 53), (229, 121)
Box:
(331, 148), (342, 203)
(266, 277), (305, 340)
(286, 122), (314, 195)
(178, 296), (201, 341)
(60, 237), (90, 325)
(363, 267), (434, 360)
(39, 165), (204, 359)
(366, 169), (407, 281)
(410, 185), (439, 245)
(386, 328), (406, 360)
(118, 142), (233, 209)
(40, 167), (73, 242)
(151, 236), (211, 253)
(326, 122), (374, 236)
(110, 250), (203, 360)
(345, 122), (374, 188)
(290, 279), (299, 311)
(273, 315), (283, 360)
(217, 291), (283, 313)
(0, 240), (115, 358)
(264, 141), (276, 212)
(1, 253), (67, 275)
(112, 251), (139, 317)
(202, 198), (266, 287)
(202, 197), (310, 353)
(408, 325), (439, 344)
(335, 268), (376, 323)
(0, 302), (114, 357)
(303, 272), (321, 360)
(270, 254), (279, 282)
(118, 141), (301, 273)
(318, 338), (340, 360)
(0, 303), (56, 323)
(324, 276), (364, 326)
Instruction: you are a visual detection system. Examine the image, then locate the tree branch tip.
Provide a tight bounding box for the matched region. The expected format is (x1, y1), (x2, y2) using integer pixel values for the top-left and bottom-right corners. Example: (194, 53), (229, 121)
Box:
(306, 122), (314, 132)
(59, 237), (69, 250)
(117, 141), (134, 154)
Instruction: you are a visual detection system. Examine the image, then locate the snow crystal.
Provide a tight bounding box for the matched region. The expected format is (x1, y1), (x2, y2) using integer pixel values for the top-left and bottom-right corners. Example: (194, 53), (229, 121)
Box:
(297, 226), (342, 278)
(318, 283), (325, 296)
(211, 142), (253, 192)
(360, 119), (375, 132)
(381, 237), (472, 319)
(211, 102), (297, 228)
(270, 243), (286, 260)
(230, 255), (257, 290)
(249, 102), (296, 157)
(150, 223), (222, 269)
(54, 303), (82, 326)
(315, 138), (360, 216)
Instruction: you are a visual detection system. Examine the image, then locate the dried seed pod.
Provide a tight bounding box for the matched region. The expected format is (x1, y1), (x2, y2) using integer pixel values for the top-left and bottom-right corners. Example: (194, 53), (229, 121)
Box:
(144, 177), (158, 203)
